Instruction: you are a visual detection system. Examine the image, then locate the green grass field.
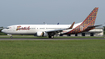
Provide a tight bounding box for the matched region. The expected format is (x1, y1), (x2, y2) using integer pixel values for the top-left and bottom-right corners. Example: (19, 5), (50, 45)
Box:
(0, 40), (105, 59)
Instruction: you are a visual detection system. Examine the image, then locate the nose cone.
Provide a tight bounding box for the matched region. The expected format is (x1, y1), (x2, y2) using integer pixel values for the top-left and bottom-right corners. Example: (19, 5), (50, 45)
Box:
(1, 29), (4, 33)
(1, 29), (9, 34)
(1, 29), (6, 33)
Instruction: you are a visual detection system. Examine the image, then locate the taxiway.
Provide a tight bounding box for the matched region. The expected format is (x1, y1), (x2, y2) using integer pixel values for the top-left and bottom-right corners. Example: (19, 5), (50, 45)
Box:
(0, 38), (105, 40)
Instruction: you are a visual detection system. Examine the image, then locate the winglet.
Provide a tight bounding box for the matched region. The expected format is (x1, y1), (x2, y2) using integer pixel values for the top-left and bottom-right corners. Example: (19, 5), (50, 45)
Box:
(68, 22), (75, 29)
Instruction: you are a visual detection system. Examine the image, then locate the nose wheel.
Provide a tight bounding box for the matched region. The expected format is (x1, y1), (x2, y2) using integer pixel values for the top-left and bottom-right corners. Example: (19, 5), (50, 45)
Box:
(10, 36), (13, 39)
(7, 34), (13, 39)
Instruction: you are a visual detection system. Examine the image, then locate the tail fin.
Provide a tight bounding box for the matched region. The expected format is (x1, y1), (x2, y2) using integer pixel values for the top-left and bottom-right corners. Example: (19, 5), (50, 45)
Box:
(66, 7), (98, 34)
(81, 7), (98, 27)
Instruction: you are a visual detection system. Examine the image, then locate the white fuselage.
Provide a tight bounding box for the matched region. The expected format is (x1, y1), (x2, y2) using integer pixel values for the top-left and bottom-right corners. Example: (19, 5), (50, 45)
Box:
(2, 23), (81, 35)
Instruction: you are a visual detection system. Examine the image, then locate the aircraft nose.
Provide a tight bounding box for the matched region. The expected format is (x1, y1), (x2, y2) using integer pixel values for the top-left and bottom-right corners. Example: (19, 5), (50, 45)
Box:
(1, 29), (5, 33)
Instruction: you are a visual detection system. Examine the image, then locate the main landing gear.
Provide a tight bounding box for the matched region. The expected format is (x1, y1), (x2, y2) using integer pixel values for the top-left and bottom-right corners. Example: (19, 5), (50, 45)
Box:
(48, 35), (54, 38)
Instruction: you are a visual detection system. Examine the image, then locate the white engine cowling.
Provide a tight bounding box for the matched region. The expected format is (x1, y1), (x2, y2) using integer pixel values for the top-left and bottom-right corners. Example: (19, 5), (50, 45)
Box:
(36, 32), (48, 37)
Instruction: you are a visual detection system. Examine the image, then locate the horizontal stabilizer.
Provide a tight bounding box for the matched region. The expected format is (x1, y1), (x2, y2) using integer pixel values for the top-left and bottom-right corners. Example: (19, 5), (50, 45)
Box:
(88, 24), (102, 28)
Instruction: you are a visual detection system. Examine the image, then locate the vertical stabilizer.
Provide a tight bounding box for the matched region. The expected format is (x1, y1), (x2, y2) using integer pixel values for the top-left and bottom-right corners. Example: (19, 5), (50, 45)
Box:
(66, 7), (98, 34)
(81, 7), (98, 26)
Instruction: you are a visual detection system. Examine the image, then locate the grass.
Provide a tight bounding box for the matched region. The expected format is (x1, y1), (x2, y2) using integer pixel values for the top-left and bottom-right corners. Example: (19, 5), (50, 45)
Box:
(0, 40), (105, 59)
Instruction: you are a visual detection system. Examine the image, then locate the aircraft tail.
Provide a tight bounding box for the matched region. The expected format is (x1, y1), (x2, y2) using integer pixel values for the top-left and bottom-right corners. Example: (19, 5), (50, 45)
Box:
(81, 7), (98, 27)
(65, 7), (99, 34)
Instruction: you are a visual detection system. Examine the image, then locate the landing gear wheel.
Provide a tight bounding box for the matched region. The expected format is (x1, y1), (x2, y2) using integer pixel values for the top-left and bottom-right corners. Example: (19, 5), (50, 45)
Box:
(10, 36), (13, 39)
(48, 36), (51, 38)
(51, 36), (54, 38)
(48, 36), (54, 38)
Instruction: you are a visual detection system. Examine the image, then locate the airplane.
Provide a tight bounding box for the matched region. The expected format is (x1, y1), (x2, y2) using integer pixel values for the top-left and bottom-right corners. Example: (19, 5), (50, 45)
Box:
(2, 7), (100, 38)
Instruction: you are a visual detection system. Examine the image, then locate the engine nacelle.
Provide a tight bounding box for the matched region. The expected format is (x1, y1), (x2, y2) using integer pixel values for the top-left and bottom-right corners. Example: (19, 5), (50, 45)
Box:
(36, 32), (48, 37)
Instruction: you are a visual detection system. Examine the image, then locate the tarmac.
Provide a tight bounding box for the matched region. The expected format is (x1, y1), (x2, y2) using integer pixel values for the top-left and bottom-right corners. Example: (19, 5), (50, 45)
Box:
(0, 38), (105, 40)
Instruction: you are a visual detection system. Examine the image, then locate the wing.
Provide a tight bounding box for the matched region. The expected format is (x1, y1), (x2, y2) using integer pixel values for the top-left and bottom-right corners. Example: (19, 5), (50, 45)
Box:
(46, 22), (75, 36)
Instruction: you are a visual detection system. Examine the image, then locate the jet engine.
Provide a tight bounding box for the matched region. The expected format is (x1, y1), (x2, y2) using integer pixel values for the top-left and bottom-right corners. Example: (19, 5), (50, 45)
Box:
(36, 32), (48, 37)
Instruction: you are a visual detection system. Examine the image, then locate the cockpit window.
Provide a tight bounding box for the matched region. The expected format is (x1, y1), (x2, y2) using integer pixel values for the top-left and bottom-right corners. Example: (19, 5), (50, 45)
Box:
(6, 27), (9, 29)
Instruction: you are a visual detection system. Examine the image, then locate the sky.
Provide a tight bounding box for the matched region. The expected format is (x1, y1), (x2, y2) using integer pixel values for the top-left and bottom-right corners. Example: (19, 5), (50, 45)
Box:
(0, 0), (105, 27)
